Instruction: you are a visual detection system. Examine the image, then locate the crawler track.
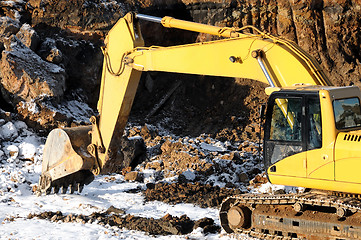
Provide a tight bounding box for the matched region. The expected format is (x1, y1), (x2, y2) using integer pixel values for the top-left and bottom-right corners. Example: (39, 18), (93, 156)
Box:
(220, 192), (361, 239)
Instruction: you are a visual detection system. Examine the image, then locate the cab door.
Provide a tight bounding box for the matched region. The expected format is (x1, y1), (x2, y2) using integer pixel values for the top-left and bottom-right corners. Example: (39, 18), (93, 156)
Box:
(305, 96), (334, 180)
(264, 94), (307, 178)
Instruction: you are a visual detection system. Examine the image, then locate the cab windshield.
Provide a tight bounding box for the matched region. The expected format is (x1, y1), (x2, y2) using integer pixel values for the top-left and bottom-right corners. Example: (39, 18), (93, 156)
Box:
(333, 97), (361, 129)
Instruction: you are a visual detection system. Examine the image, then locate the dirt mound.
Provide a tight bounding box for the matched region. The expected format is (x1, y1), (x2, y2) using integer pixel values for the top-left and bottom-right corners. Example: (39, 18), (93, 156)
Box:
(144, 182), (242, 208)
(126, 124), (264, 190)
(27, 208), (220, 235)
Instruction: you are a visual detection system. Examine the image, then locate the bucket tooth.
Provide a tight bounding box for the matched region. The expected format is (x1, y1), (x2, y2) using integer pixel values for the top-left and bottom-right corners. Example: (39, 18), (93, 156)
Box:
(69, 183), (75, 194)
(60, 185), (67, 194)
(53, 186), (60, 194)
(77, 183), (84, 193)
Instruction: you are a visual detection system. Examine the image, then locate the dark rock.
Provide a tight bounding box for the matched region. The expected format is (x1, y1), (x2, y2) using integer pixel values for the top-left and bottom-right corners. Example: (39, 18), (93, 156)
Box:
(0, 16), (19, 50)
(177, 174), (188, 184)
(16, 24), (40, 51)
(101, 136), (147, 174)
(29, 0), (129, 33)
(38, 38), (63, 64)
(193, 217), (221, 234)
(146, 182), (155, 189)
(238, 172), (249, 183)
(0, 36), (66, 106)
(0, 0), (26, 21)
(143, 182), (243, 208)
(203, 224), (221, 234)
(193, 217), (214, 229)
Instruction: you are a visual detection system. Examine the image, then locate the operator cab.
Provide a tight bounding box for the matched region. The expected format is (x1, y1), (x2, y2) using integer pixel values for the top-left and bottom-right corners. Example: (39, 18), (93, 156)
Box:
(263, 85), (361, 185)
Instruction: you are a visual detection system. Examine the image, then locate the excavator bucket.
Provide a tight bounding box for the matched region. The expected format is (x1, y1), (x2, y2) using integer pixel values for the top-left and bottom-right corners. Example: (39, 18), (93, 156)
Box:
(37, 126), (95, 195)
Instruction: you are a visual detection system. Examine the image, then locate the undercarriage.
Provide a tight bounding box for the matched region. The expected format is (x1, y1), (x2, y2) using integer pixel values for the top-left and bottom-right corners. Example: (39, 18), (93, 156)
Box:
(220, 192), (361, 239)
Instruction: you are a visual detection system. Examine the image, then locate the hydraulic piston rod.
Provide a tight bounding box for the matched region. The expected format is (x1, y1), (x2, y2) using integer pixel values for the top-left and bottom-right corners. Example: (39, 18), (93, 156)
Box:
(251, 50), (275, 87)
(135, 13), (240, 38)
(136, 14), (162, 23)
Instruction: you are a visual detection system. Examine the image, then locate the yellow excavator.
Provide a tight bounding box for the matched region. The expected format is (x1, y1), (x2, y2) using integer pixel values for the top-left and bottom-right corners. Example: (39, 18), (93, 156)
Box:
(38, 12), (361, 239)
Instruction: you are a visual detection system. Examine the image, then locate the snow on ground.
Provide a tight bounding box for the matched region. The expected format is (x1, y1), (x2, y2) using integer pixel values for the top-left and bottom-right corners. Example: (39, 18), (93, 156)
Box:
(0, 118), (259, 239)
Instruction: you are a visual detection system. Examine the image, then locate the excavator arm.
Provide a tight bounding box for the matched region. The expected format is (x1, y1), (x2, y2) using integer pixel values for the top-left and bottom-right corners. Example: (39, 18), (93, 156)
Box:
(37, 12), (332, 195)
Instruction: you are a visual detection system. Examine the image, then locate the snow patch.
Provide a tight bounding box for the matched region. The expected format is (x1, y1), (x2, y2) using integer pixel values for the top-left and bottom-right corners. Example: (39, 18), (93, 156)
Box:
(0, 122), (18, 141)
(200, 142), (227, 152)
(181, 170), (196, 181)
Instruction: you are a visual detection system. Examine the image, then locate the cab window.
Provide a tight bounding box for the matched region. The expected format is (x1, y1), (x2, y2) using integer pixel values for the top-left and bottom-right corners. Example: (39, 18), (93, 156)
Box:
(307, 98), (322, 150)
(265, 97), (303, 165)
(333, 97), (361, 129)
(270, 98), (302, 141)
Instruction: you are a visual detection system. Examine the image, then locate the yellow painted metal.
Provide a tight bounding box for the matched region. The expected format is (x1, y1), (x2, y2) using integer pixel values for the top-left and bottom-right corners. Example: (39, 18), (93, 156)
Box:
(161, 16), (240, 38)
(265, 87), (281, 95)
(94, 13), (144, 171)
(159, 16), (330, 87)
(335, 131), (361, 184)
(127, 35), (330, 88)
(269, 174), (361, 195)
(270, 152), (307, 178)
(305, 90), (336, 180)
(268, 86), (361, 194)
(128, 16), (331, 87)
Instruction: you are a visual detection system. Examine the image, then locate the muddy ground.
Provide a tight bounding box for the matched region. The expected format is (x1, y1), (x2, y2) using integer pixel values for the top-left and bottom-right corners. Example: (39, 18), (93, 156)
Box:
(27, 207), (221, 236)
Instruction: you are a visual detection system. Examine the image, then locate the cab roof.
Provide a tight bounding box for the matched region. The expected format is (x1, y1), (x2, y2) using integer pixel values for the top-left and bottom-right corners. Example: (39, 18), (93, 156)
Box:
(265, 85), (360, 98)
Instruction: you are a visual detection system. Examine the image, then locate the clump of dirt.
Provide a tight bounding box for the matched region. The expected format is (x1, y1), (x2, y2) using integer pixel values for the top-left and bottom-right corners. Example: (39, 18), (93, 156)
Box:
(143, 182), (243, 208)
(145, 138), (213, 178)
(249, 173), (269, 189)
(27, 208), (220, 235)
(126, 124), (263, 189)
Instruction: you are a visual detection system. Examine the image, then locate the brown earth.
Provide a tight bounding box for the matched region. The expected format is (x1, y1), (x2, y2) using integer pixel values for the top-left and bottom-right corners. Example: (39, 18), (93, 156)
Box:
(27, 207), (221, 235)
(127, 124), (263, 189)
(144, 182), (243, 208)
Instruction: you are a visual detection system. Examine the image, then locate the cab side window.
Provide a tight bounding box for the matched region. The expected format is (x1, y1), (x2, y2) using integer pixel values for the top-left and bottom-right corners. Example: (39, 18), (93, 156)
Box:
(307, 98), (322, 150)
(270, 98), (302, 141)
(266, 97), (303, 165)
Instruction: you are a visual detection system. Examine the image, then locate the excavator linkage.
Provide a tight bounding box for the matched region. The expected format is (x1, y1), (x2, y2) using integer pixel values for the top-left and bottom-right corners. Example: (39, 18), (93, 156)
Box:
(37, 12), (145, 194)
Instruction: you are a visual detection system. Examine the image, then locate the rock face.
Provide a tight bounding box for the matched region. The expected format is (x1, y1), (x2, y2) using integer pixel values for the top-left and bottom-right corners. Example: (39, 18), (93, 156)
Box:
(0, 16), (20, 50)
(0, 35), (66, 106)
(15, 23), (40, 51)
(28, 0), (130, 33)
(134, 0), (361, 87)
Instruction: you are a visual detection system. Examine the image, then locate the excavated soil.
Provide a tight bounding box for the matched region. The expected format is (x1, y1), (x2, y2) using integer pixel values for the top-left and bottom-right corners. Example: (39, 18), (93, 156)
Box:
(144, 182), (243, 208)
(27, 207), (220, 236)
